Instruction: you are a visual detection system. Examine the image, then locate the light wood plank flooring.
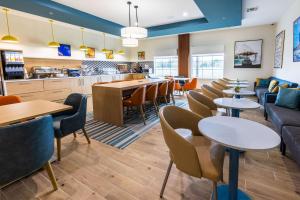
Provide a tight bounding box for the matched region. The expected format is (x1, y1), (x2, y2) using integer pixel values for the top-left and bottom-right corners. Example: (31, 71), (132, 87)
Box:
(1, 106), (300, 200)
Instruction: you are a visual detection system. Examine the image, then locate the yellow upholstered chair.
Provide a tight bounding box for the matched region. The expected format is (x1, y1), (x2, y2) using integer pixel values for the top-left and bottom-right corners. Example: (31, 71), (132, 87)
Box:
(187, 93), (212, 118)
(212, 81), (227, 90)
(159, 106), (225, 200)
(157, 81), (169, 104)
(202, 87), (219, 100)
(167, 80), (176, 105)
(203, 84), (224, 98)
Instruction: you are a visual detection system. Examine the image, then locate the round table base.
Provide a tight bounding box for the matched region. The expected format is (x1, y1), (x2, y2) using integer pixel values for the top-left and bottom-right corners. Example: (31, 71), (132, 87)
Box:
(212, 185), (251, 200)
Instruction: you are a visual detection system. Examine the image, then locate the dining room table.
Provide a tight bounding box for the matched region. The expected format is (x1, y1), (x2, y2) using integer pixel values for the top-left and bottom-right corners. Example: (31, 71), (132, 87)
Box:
(198, 116), (280, 200)
(213, 97), (260, 117)
(0, 100), (72, 126)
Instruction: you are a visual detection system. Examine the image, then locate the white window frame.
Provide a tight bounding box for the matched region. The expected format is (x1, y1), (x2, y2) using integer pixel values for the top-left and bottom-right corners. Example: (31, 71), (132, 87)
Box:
(191, 53), (224, 80)
(153, 56), (178, 77)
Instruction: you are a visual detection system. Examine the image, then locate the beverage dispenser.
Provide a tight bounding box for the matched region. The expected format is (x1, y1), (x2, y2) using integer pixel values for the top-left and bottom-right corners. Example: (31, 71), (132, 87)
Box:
(0, 50), (25, 80)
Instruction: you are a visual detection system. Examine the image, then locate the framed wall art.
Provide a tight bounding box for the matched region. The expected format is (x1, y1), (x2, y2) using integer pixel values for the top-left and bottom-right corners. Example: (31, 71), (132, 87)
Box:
(274, 31), (285, 68)
(234, 39), (263, 68)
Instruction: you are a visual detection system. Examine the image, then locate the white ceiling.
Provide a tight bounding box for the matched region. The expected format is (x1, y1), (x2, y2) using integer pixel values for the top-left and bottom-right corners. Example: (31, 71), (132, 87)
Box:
(52, 0), (204, 27)
(242, 0), (295, 27)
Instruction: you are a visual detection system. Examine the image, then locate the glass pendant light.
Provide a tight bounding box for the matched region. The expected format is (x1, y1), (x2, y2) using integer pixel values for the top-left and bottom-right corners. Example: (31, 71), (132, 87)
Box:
(1, 8), (19, 43)
(79, 28), (88, 51)
(48, 19), (60, 48)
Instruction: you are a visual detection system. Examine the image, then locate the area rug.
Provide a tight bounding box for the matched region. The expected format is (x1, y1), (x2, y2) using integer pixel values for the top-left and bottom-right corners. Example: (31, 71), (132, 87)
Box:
(77, 100), (187, 149)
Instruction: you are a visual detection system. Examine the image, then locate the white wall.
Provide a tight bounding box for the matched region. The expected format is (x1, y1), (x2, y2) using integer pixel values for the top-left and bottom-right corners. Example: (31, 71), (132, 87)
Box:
(131, 25), (276, 85)
(273, 0), (300, 84)
(0, 11), (130, 61)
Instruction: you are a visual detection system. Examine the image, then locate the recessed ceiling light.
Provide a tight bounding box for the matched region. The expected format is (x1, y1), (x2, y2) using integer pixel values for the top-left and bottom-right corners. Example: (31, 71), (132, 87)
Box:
(182, 12), (188, 17)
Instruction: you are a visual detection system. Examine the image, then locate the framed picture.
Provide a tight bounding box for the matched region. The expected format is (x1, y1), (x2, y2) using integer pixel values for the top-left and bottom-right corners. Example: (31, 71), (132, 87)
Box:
(106, 50), (114, 59)
(58, 44), (71, 57)
(274, 31), (285, 68)
(85, 47), (95, 58)
(138, 51), (145, 60)
(294, 16), (300, 62)
(234, 39), (263, 68)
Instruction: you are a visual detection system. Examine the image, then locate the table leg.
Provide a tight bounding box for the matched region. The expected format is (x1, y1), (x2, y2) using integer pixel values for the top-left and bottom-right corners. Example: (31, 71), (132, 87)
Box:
(212, 148), (251, 200)
(231, 109), (240, 117)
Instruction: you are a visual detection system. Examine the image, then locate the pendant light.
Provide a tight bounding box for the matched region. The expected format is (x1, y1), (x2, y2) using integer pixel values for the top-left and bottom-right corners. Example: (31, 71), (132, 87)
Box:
(1, 8), (19, 43)
(101, 33), (109, 53)
(121, 1), (138, 47)
(79, 28), (88, 51)
(117, 50), (125, 55)
(48, 19), (60, 48)
(121, 1), (147, 39)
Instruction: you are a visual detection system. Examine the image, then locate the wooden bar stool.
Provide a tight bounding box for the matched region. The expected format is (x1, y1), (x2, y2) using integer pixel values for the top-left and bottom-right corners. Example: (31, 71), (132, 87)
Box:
(167, 80), (175, 105)
(157, 81), (169, 104)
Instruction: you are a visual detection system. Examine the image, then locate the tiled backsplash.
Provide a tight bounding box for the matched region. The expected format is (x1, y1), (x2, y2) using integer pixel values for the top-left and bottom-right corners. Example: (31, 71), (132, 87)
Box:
(81, 60), (154, 75)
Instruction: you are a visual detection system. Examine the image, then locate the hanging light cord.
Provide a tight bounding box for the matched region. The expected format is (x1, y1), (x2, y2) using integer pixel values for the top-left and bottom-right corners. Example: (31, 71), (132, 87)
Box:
(3, 8), (10, 35)
(134, 5), (139, 27)
(81, 28), (85, 45)
(50, 20), (55, 41)
(127, 1), (132, 27)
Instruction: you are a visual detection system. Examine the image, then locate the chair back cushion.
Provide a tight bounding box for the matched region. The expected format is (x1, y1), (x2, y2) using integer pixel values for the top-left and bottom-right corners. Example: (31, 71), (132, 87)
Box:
(0, 116), (54, 186)
(130, 86), (146, 105)
(275, 87), (300, 109)
(0, 95), (21, 106)
(146, 84), (158, 101)
(158, 82), (168, 96)
(189, 90), (217, 110)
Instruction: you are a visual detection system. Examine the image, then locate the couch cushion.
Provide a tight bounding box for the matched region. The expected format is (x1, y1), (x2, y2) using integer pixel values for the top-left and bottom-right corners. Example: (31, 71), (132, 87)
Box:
(275, 87), (300, 109)
(265, 103), (300, 134)
(268, 80), (278, 92)
(282, 126), (300, 166)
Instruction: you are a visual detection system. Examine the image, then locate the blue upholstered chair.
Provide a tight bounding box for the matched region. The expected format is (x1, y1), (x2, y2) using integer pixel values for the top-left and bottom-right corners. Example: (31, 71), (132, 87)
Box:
(0, 116), (58, 190)
(52, 93), (90, 161)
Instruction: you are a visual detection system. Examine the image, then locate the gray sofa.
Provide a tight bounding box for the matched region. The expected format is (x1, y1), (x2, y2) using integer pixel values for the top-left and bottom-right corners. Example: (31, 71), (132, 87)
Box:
(265, 103), (300, 165)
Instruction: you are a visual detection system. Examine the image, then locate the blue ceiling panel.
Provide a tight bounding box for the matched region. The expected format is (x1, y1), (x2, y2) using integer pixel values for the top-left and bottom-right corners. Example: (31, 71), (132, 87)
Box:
(0, 0), (243, 37)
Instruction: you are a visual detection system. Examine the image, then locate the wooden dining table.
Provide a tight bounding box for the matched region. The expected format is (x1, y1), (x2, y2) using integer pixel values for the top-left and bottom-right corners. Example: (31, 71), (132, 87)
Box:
(92, 78), (168, 126)
(0, 100), (72, 126)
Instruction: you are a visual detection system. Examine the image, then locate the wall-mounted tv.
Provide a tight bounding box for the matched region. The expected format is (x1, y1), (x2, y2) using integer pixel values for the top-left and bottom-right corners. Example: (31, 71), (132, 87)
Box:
(58, 44), (71, 57)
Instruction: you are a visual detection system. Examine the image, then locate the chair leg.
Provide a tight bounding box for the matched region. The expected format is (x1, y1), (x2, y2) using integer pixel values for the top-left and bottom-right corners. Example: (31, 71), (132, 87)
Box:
(164, 96), (168, 104)
(82, 128), (91, 144)
(56, 138), (61, 161)
(154, 101), (159, 115)
(139, 105), (146, 125)
(160, 160), (173, 198)
(73, 132), (76, 138)
(171, 93), (175, 105)
(44, 161), (58, 191)
(212, 181), (218, 200)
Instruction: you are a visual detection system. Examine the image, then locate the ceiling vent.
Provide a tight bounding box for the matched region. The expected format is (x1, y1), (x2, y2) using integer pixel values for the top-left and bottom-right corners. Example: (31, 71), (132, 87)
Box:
(246, 7), (258, 13)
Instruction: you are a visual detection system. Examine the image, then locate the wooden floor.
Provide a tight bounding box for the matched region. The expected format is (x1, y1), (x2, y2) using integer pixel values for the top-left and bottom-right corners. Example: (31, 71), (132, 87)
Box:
(1, 101), (300, 200)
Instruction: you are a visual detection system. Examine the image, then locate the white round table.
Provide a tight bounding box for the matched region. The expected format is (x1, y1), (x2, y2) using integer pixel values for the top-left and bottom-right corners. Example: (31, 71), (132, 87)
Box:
(223, 89), (255, 98)
(228, 80), (249, 84)
(226, 84), (250, 88)
(213, 98), (260, 117)
(198, 116), (280, 200)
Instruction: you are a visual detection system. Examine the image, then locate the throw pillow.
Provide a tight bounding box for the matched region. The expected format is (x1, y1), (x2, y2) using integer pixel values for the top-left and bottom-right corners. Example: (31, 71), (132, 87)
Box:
(256, 78), (269, 87)
(275, 87), (300, 109)
(272, 83), (289, 93)
(268, 80), (278, 92)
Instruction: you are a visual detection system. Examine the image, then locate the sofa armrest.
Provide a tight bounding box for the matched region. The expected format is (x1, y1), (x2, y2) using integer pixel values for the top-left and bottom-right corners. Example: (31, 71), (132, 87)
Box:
(264, 93), (277, 104)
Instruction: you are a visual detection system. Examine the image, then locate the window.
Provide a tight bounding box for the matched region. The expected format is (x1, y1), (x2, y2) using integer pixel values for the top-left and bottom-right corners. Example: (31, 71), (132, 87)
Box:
(192, 54), (224, 80)
(153, 56), (178, 77)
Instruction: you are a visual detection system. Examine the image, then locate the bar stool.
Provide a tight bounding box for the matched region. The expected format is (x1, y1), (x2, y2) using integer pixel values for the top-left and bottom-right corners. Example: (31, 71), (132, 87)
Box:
(167, 80), (175, 105)
(0, 95), (21, 106)
(145, 84), (159, 115)
(157, 81), (169, 104)
(123, 86), (146, 125)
